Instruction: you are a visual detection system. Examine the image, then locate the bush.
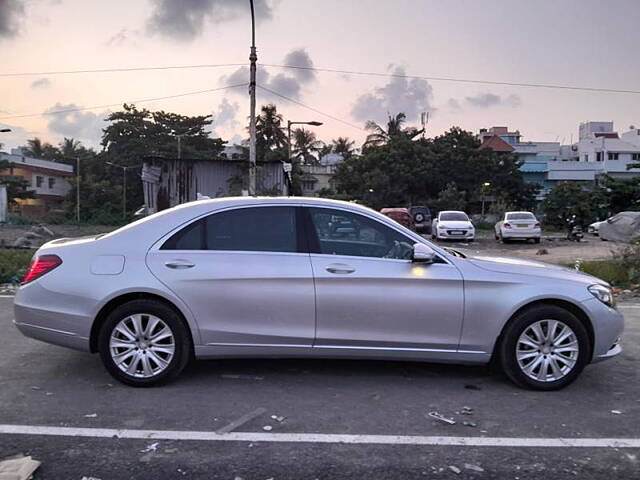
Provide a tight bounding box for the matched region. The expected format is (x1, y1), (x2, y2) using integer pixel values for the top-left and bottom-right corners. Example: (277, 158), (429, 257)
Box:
(575, 260), (629, 286)
(0, 249), (34, 283)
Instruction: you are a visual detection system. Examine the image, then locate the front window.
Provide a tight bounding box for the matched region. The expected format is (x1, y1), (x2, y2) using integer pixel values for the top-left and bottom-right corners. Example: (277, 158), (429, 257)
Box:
(308, 208), (414, 260)
(440, 212), (469, 222)
(36, 176), (43, 188)
(48, 177), (55, 189)
(162, 206), (298, 253)
(608, 152), (619, 160)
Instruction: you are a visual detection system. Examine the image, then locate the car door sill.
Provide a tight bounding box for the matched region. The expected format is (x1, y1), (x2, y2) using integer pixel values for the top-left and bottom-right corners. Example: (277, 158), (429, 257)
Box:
(205, 342), (484, 355)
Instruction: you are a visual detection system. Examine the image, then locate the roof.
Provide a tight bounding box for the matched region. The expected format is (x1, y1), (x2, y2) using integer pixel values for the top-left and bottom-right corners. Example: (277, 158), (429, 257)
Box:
(478, 135), (515, 152)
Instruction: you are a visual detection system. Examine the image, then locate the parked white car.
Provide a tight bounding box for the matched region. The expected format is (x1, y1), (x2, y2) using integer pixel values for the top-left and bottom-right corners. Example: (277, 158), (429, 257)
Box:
(432, 211), (475, 241)
(495, 211), (541, 243)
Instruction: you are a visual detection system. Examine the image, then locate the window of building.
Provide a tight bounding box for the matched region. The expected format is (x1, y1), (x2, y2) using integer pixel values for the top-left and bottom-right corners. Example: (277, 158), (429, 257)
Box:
(36, 176), (43, 188)
(596, 152), (603, 162)
(608, 152), (619, 160)
(584, 154), (589, 162)
(632, 153), (640, 161)
(48, 177), (55, 189)
(161, 207), (298, 254)
(302, 181), (315, 191)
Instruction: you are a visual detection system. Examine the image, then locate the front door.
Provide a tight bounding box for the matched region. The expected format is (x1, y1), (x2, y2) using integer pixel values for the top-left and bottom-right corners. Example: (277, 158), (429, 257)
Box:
(147, 205), (315, 347)
(306, 207), (464, 351)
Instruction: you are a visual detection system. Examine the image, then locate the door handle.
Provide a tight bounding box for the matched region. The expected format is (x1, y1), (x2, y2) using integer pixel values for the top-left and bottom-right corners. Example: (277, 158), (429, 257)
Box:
(165, 260), (195, 269)
(325, 263), (355, 274)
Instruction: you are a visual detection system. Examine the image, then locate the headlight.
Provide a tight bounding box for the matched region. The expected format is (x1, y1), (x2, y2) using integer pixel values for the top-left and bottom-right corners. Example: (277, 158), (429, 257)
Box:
(588, 284), (615, 308)
(438, 225), (446, 229)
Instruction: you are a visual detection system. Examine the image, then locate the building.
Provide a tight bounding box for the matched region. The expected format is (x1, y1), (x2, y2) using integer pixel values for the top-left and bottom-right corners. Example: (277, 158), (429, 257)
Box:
(141, 155), (288, 213)
(479, 122), (640, 200)
(299, 153), (344, 197)
(0, 149), (73, 216)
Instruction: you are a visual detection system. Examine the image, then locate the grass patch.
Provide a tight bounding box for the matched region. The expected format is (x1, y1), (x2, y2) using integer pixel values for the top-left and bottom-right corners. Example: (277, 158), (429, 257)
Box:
(572, 260), (630, 286)
(0, 249), (34, 283)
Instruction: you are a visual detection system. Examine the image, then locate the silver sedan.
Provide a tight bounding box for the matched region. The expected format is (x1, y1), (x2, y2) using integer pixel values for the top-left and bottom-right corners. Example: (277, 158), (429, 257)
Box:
(14, 197), (623, 390)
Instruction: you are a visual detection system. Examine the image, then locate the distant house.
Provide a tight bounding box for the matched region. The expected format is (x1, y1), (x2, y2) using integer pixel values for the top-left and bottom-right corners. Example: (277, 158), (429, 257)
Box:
(141, 152), (288, 213)
(299, 153), (344, 197)
(0, 149), (73, 216)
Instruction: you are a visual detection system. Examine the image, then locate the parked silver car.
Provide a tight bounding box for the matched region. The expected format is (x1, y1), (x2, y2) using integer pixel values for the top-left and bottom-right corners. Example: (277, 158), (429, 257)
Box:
(14, 197), (623, 390)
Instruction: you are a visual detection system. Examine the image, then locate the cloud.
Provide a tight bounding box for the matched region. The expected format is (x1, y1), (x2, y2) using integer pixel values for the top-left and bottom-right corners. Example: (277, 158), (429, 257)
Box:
(30, 77), (51, 89)
(105, 27), (135, 46)
(146, 0), (273, 41)
(351, 66), (434, 124)
(447, 98), (461, 112)
(221, 48), (316, 101)
(44, 104), (109, 145)
(0, 0), (25, 38)
(0, 122), (36, 151)
(464, 92), (521, 109)
(211, 98), (239, 136)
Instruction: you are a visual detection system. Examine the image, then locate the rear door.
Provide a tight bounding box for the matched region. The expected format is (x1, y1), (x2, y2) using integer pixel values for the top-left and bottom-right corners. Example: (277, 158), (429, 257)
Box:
(305, 207), (464, 351)
(147, 205), (316, 347)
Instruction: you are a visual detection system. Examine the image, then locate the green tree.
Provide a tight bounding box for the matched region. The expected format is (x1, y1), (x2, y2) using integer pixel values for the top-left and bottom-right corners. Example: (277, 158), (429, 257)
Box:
(255, 104), (287, 151)
(363, 113), (423, 148)
(331, 137), (356, 160)
(292, 128), (323, 165)
(542, 182), (607, 227)
(599, 175), (640, 214)
(430, 183), (466, 213)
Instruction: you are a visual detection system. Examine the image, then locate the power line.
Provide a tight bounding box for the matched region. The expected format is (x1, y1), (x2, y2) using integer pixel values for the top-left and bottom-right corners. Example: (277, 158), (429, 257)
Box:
(0, 83), (248, 120)
(263, 64), (640, 95)
(257, 84), (365, 131)
(4, 60), (638, 95)
(0, 63), (245, 78)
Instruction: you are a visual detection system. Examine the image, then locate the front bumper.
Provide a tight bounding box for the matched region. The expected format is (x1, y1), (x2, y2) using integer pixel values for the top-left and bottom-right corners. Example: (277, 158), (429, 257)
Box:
(436, 230), (475, 240)
(580, 297), (624, 363)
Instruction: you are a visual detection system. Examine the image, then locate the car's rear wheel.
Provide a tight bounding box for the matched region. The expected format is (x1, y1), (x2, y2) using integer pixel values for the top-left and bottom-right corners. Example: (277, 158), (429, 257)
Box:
(499, 305), (590, 390)
(98, 299), (191, 387)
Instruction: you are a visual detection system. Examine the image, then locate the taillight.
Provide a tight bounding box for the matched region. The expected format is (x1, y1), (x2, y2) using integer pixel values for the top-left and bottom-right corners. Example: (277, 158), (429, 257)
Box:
(503, 222), (512, 228)
(535, 222), (541, 228)
(22, 255), (62, 285)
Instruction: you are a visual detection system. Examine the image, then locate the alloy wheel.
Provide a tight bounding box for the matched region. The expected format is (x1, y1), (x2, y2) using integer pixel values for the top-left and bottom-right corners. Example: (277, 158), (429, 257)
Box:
(109, 314), (175, 378)
(516, 319), (579, 382)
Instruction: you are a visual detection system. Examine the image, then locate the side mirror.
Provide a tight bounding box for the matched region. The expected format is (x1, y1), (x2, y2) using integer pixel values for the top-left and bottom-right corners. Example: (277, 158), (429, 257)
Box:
(412, 243), (436, 263)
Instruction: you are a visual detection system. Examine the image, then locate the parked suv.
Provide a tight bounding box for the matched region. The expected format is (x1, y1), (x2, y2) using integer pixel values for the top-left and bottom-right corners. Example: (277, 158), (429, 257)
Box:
(408, 206), (432, 234)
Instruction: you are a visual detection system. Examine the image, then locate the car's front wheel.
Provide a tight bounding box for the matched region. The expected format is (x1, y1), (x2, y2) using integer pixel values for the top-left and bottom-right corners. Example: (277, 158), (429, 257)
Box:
(499, 305), (590, 390)
(98, 299), (192, 387)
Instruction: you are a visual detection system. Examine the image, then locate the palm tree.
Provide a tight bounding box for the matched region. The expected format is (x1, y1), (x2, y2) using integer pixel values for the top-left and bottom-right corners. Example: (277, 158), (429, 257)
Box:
(255, 104), (287, 150)
(331, 137), (356, 159)
(292, 128), (323, 165)
(22, 138), (45, 158)
(363, 113), (423, 147)
(59, 138), (82, 158)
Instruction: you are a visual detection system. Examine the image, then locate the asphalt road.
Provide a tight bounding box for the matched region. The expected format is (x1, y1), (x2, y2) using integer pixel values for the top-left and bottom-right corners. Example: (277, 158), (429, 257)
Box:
(0, 297), (638, 479)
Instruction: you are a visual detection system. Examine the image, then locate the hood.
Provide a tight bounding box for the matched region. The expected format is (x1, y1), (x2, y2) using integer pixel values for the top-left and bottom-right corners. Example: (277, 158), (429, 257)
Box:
(467, 255), (607, 286)
(438, 220), (473, 229)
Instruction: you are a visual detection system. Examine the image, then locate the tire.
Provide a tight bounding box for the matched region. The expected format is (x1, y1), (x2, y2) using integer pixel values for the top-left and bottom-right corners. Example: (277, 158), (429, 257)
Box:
(500, 234), (509, 244)
(534, 238), (541, 244)
(499, 305), (591, 391)
(98, 299), (192, 387)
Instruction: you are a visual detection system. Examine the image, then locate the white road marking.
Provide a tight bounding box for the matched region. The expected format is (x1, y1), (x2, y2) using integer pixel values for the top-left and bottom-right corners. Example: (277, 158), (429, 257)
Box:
(0, 425), (639, 448)
(0, 295), (14, 298)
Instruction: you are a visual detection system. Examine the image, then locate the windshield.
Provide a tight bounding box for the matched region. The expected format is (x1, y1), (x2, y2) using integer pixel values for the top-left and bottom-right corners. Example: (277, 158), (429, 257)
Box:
(440, 212), (469, 221)
(507, 213), (535, 220)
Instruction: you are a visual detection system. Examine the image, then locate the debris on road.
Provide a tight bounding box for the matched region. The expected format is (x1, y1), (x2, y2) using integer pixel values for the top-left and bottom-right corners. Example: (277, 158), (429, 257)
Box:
(464, 463), (485, 473)
(29, 386), (41, 391)
(461, 406), (473, 415)
(463, 421), (477, 428)
(611, 410), (622, 415)
(83, 413), (97, 418)
(0, 454), (41, 480)
(464, 384), (481, 390)
(262, 425), (273, 431)
(80, 477), (102, 480)
(140, 443), (159, 453)
(536, 248), (549, 255)
(270, 415), (286, 423)
(428, 411), (456, 425)
(448, 465), (461, 474)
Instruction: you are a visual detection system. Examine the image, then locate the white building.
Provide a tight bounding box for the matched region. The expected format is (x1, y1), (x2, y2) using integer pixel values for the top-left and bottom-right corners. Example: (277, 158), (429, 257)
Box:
(0, 149), (73, 216)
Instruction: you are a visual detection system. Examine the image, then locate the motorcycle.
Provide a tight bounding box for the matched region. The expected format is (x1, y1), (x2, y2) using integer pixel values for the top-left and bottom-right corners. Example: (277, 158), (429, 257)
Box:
(566, 215), (584, 242)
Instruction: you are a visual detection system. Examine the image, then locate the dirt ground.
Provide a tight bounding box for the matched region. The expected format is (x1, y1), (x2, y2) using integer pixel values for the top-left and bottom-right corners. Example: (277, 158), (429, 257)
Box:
(431, 231), (624, 264)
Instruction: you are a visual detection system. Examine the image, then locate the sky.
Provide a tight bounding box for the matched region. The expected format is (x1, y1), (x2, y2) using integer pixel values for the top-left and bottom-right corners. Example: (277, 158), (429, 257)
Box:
(1, 0), (640, 152)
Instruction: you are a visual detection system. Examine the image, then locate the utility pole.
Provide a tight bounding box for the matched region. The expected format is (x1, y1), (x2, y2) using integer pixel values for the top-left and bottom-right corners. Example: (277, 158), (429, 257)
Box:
(248, 0), (257, 196)
(76, 157), (80, 222)
(177, 135), (182, 160)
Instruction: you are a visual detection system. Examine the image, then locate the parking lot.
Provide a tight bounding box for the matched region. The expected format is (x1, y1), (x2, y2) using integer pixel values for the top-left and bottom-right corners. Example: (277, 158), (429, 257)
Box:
(0, 296), (638, 479)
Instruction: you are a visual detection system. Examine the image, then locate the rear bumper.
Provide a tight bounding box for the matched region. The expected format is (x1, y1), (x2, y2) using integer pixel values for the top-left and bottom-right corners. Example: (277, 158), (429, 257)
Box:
(502, 229), (541, 238)
(13, 284), (92, 352)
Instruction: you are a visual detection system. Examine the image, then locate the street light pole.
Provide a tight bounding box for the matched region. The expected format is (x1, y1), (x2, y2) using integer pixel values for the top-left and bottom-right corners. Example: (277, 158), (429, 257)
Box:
(287, 120), (323, 165)
(107, 162), (140, 219)
(248, 0), (257, 196)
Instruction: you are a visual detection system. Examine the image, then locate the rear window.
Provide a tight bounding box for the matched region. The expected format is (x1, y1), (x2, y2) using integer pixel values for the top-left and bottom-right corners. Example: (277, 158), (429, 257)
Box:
(440, 212), (468, 221)
(506, 213), (535, 220)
